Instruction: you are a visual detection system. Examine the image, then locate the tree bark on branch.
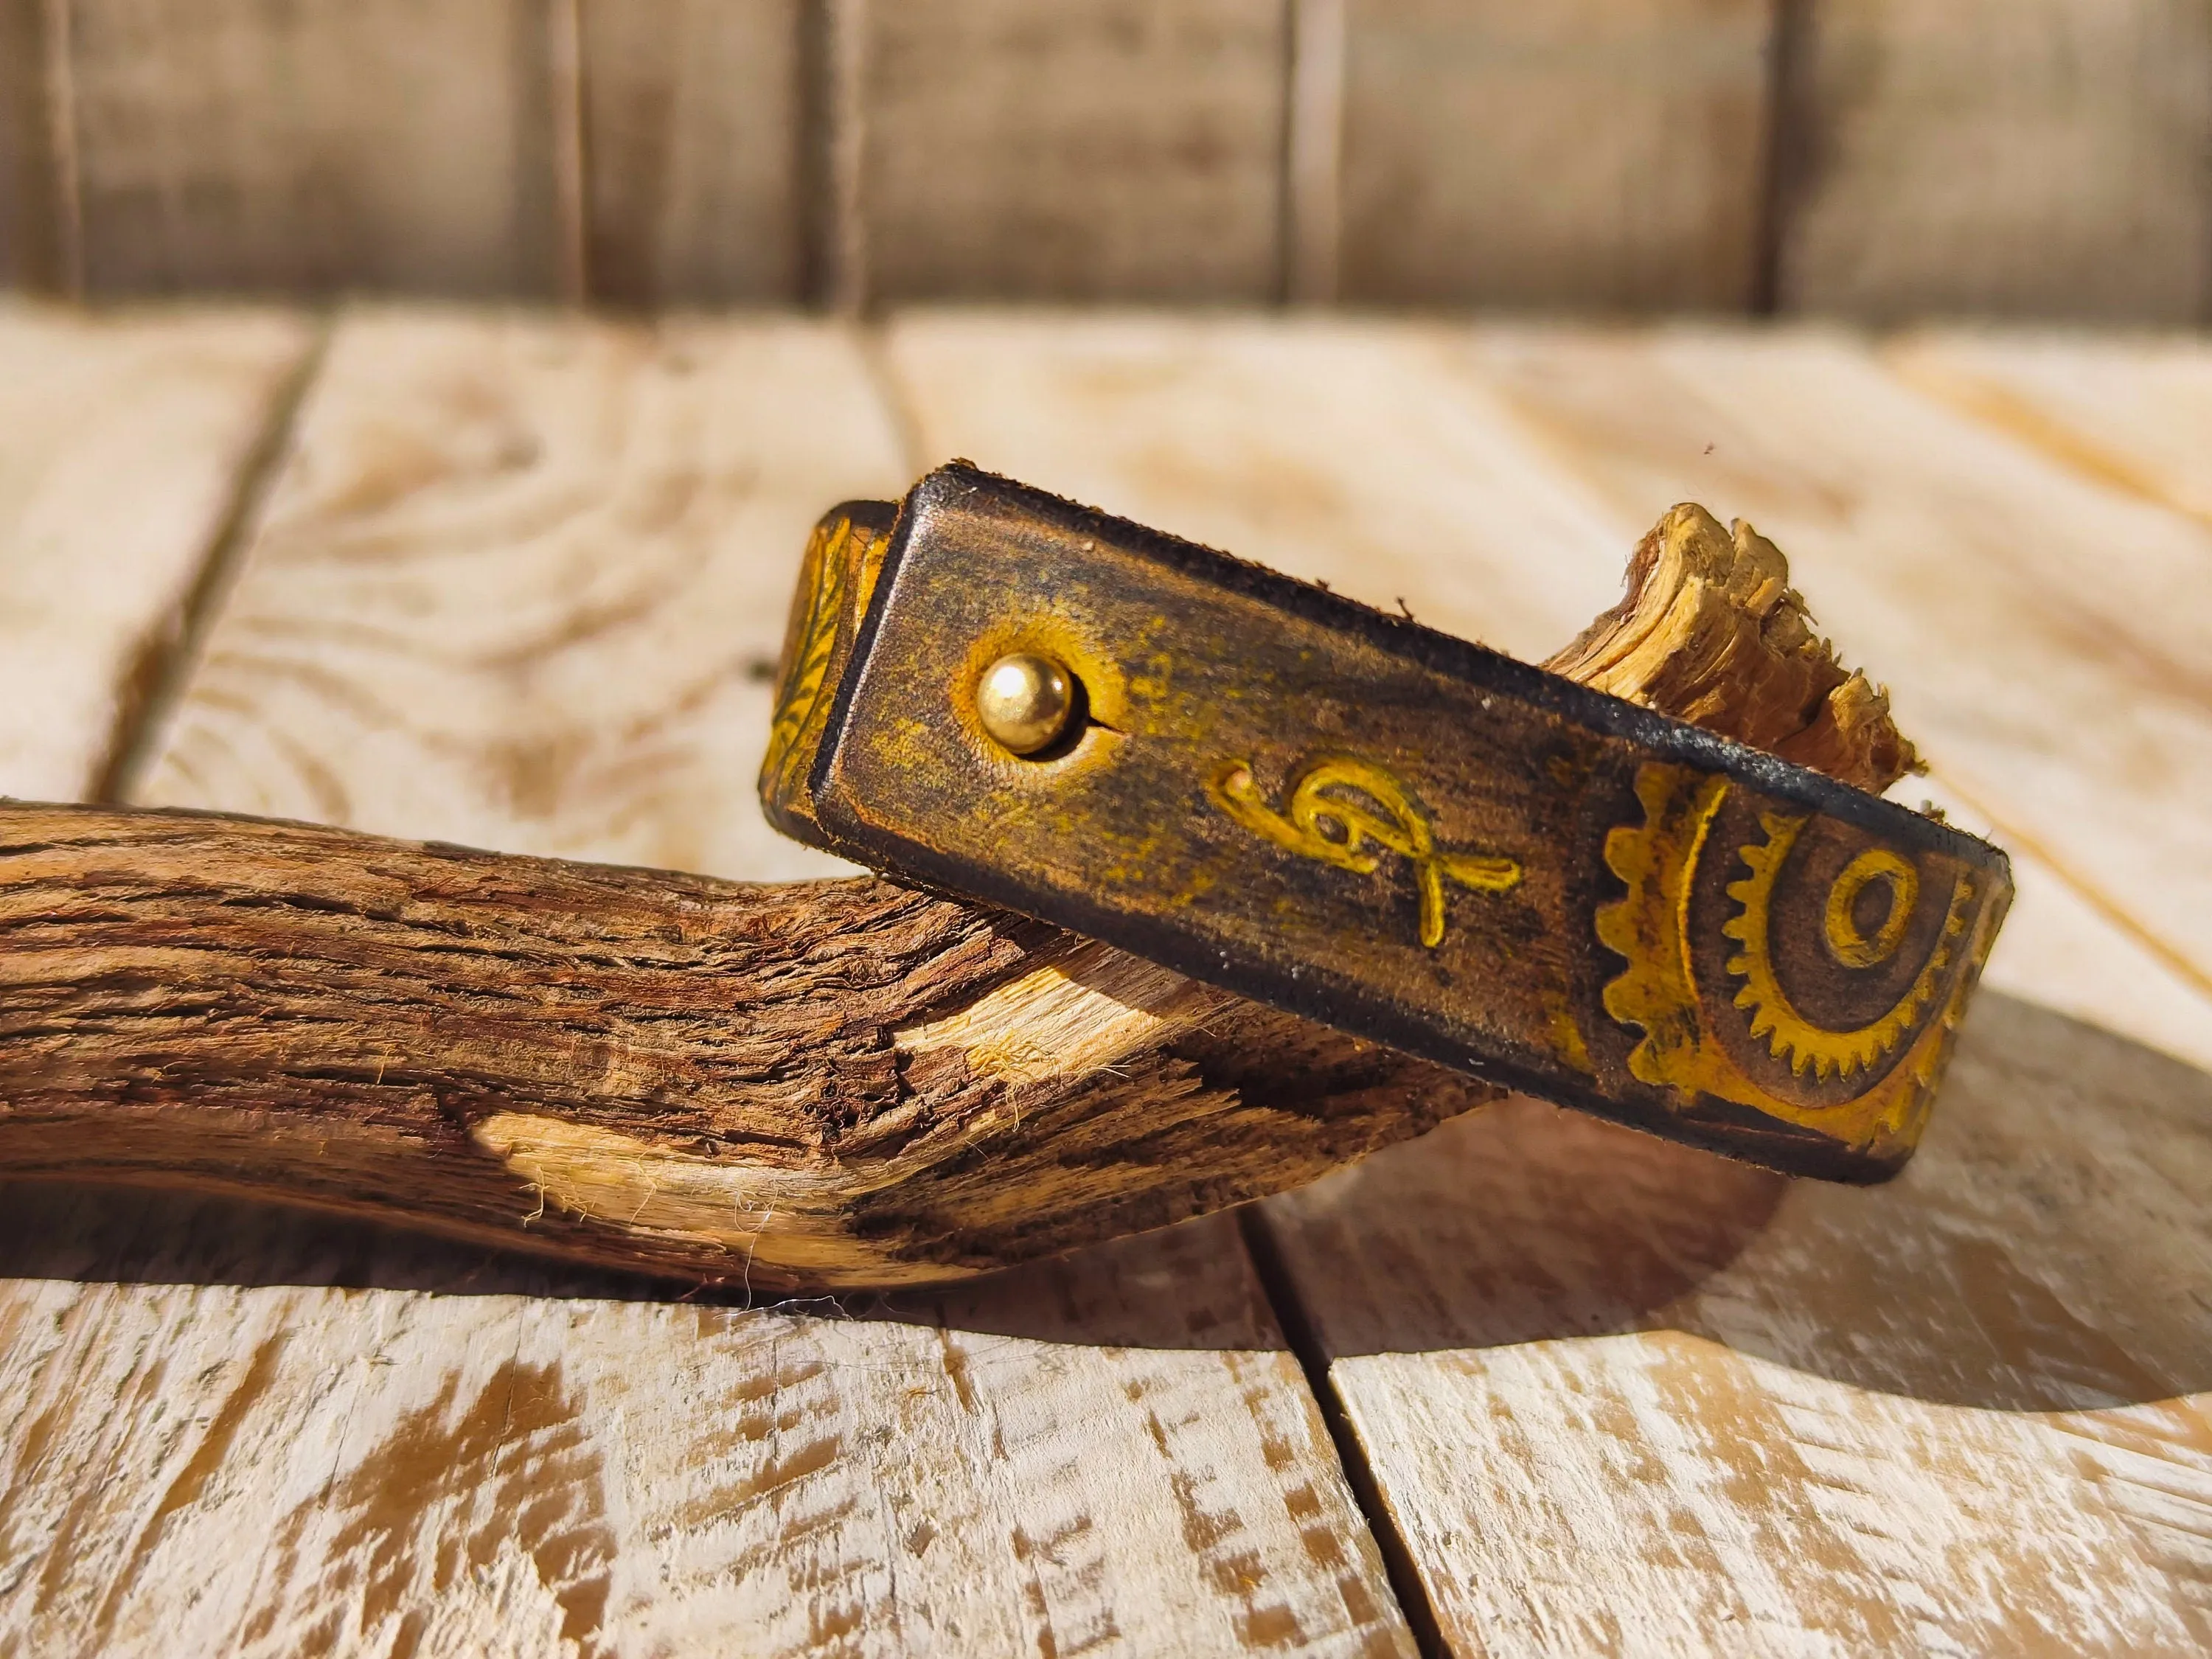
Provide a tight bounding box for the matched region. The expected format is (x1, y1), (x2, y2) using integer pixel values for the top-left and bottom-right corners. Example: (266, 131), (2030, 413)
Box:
(0, 505), (1916, 1289)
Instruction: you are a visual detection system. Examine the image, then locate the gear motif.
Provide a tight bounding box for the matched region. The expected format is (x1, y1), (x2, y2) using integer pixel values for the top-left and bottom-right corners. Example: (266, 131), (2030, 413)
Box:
(1720, 811), (1972, 1082)
(1597, 762), (2004, 1157)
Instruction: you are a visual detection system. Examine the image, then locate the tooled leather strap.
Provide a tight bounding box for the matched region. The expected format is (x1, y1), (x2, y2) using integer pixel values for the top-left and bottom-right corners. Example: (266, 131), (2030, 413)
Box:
(762, 465), (2011, 1182)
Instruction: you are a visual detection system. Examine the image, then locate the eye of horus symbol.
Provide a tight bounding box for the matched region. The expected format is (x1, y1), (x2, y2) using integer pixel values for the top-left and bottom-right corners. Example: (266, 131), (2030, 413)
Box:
(1211, 757), (1521, 947)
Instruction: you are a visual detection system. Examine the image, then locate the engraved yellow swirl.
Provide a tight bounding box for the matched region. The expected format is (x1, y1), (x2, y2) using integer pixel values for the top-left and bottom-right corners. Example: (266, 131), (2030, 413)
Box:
(1212, 757), (1520, 947)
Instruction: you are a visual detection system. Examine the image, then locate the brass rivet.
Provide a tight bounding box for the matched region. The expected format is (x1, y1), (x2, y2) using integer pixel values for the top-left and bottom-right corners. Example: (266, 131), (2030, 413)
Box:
(975, 652), (1077, 755)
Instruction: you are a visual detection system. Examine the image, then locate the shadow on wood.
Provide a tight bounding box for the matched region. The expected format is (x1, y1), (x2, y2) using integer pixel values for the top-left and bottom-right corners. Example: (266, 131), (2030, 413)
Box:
(1259, 991), (2212, 1412)
(0, 1179), (1298, 1354)
(7, 990), (2202, 1403)
(0, 496), (1928, 1290)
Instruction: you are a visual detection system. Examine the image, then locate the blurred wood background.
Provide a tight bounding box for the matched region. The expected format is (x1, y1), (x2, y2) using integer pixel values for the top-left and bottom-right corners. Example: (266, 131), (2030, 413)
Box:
(4, 0), (2211, 320)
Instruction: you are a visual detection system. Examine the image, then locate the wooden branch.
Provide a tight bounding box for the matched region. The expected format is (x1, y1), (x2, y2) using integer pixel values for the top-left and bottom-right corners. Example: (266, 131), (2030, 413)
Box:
(0, 506), (1912, 1289)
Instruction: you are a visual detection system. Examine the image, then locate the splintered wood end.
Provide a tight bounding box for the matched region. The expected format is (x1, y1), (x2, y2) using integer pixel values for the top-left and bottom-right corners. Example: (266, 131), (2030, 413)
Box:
(1545, 504), (1922, 795)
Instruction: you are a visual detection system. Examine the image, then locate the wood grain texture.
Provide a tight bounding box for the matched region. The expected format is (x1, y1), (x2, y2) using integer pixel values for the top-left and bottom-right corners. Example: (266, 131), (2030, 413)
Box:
(1775, 0), (2212, 323)
(1455, 323), (2212, 997)
(1256, 989), (2212, 1654)
(1541, 500), (1917, 793)
(1885, 327), (2212, 529)
(880, 310), (1635, 668)
(0, 801), (1498, 1286)
(578, 0), (805, 307)
(0, 300), (310, 800)
(851, 0), (1290, 303)
(1335, 0), (1775, 311)
(135, 308), (899, 883)
(63, 0), (568, 297)
(0, 1189), (1415, 1657)
(0, 0), (61, 292)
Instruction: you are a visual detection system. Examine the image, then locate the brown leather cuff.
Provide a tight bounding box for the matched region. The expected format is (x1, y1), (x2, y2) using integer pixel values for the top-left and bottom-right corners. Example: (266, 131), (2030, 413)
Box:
(762, 464), (2011, 1183)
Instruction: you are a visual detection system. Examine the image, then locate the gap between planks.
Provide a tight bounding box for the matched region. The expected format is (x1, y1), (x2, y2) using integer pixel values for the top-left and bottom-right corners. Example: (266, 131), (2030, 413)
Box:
(15, 305), (1424, 1656)
(1239, 1206), (1449, 1659)
(90, 310), (333, 805)
(854, 304), (1450, 1628)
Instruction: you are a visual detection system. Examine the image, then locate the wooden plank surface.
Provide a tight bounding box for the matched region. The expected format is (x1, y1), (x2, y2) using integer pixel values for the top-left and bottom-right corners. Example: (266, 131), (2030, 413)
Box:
(578, 0), (805, 307)
(0, 306), (1415, 1656)
(1775, 0), (2212, 323)
(849, 0), (1289, 303)
(63, 0), (569, 297)
(0, 1190), (1408, 1657)
(1256, 998), (2212, 1655)
(880, 309), (2212, 1649)
(880, 311), (1631, 667)
(133, 307), (886, 883)
(0, 299), (310, 801)
(1883, 329), (2212, 529)
(0, 0), (62, 293)
(1336, 0), (1775, 312)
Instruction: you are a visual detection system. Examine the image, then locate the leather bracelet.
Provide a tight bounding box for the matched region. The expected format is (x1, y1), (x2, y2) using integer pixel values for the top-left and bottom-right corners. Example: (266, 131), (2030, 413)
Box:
(761, 464), (2011, 1183)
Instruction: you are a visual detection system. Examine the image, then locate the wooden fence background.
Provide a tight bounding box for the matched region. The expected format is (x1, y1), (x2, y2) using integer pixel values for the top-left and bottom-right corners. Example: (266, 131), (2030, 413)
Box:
(3, 0), (2211, 320)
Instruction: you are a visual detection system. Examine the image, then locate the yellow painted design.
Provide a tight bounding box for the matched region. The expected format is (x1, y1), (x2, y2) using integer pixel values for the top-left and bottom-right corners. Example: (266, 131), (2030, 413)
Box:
(1212, 757), (1520, 948)
(762, 520), (851, 795)
(1597, 762), (2000, 1154)
(1722, 813), (1969, 1081)
(1823, 846), (1918, 968)
(1545, 998), (1597, 1077)
(762, 512), (889, 807)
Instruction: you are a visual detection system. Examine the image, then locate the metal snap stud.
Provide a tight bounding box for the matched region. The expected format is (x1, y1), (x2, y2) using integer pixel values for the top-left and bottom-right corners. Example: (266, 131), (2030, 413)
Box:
(975, 652), (1077, 756)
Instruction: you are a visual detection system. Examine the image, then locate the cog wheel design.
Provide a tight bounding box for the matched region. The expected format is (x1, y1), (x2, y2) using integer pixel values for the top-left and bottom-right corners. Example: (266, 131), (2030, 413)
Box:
(1720, 812), (1973, 1082)
(1597, 762), (2001, 1157)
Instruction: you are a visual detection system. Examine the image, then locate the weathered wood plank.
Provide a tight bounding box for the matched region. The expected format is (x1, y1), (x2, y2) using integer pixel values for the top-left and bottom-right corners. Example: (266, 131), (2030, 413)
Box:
(135, 308), (891, 883)
(1455, 323), (2212, 995)
(880, 310), (1632, 667)
(1336, 0), (1775, 311)
(578, 0), (805, 307)
(1256, 998), (2212, 1653)
(851, 0), (1289, 303)
(0, 1189), (1411, 1657)
(2, 305), (1416, 1655)
(0, 300), (310, 800)
(64, 0), (570, 297)
(1775, 0), (2212, 323)
(0, 0), (63, 292)
(880, 309), (2212, 1646)
(1885, 328), (2212, 529)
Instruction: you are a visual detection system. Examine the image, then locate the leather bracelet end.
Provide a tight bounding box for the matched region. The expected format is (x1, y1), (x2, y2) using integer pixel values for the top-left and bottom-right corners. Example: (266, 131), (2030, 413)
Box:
(762, 466), (2011, 1183)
